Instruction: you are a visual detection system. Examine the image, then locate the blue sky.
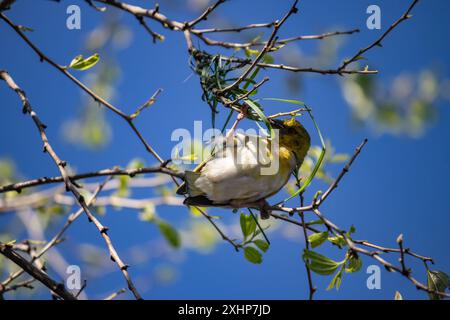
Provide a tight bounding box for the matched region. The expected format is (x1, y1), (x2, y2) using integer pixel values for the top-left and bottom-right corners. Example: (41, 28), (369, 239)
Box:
(0, 0), (449, 300)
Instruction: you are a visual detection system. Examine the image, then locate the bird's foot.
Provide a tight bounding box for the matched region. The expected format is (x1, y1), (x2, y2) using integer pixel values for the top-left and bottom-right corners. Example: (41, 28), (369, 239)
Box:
(256, 199), (271, 220)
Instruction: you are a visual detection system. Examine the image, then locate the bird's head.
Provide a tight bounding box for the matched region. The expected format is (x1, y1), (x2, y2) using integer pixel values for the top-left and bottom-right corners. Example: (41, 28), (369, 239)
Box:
(269, 118), (311, 167)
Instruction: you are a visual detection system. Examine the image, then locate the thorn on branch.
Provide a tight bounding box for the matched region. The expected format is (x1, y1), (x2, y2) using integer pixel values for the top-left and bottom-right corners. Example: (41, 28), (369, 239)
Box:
(100, 226), (109, 234)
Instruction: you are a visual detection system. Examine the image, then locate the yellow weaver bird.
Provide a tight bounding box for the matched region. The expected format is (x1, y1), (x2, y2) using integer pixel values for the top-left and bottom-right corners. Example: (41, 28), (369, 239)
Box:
(177, 118), (310, 219)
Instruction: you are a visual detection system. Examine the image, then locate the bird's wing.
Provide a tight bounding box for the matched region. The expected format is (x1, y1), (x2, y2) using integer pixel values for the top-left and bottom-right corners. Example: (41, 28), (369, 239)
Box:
(192, 136), (291, 204)
(177, 133), (264, 195)
(178, 131), (289, 204)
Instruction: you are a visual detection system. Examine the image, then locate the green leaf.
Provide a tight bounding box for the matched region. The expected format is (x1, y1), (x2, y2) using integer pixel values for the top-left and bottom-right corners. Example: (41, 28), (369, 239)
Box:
(394, 291), (403, 300)
(327, 267), (343, 290)
(262, 54), (274, 64)
(240, 213), (256, 240)
(5, 239), (16, 246)
(69, 53), (100, 71)
(427, 270), (449, 300)
(253, 239), (269, 253)
(348, 225), (356, 235)
(242, 66), (260, 91)
(115, 175), (129, 198)
(127, 158), (145, 169)
(345, 254), (362, 273)
(330, 154), (349, 163)
(139, 204), (156, 222)
(158, 221), (181, 249)
(46, 204), (67, 216)
(307, 220), (325, 226)
(244, 99), (275, 139)
(328, 227), (356, 247)
(308, 231), (329, 248)
(264, 98), (305, 106)
(244, 246), (263, 264)
(328, 235), (347, 247)
(244, 48), (260, 57)
(94, 205), (106, 216)
(302, 249), (342, 276)
(269, 43), (286, 52)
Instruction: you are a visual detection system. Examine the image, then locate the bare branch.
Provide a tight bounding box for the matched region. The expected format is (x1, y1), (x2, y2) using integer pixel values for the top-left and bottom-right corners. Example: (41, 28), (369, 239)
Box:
(135, 15), (164, 43)
(197, 28), (360, 49)
(185, 0), (226, 29)
(218, 0), (299, 94)
(311, 208), (450, 298)
(1, 178), (111, 289)
(219, 56), (377, 75)
(104, 288), (126, 300)
(194, 22), (275, 34)
(338, 0), (420, 72)
(0, 164), (183, 194)
(0, 243), (76, 300)
(299, 193), (316, 300)
(314, 138), (368, 206)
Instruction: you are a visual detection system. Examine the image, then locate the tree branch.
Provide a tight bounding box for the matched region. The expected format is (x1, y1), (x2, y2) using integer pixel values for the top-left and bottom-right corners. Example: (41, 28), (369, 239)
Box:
(1, 178), (110, 290)
(0, 164), (183, 194)
(0, 243), (76, 300)
(338, 0), (420, 72)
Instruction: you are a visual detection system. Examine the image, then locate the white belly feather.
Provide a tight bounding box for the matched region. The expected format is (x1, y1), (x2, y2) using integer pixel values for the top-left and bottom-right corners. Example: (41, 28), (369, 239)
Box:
(193, 134), (295, 205)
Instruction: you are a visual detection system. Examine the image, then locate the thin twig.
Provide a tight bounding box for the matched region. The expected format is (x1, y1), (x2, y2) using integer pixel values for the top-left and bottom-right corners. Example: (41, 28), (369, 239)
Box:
(299, 192), (316, 300)
(192, 28), (360, 49)
(338, 0), (419, 72)
(0, 243), (77, 300)
(227, 77), (269, 106)
(185, 0), (226, 29)
(130, 88), (163, 119)
(135, 15), (164, 43)
(397, 234), (409, 275)
(311, 208), (449, 298)
(267, 107), (309, 119)
(194, 22), (275, 34)
(221, 28), (361, 49)
(0, 165), (183, 194)
(314, 139), (368, 207)
(0, 278), (35, 293)
(104, 288), (126, 300)
(218, 0), (299, 94)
